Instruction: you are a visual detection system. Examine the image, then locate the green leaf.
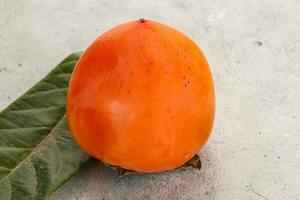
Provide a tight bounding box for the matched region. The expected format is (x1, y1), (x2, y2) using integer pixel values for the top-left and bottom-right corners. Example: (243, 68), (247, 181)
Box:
(0, 53), (89, 200)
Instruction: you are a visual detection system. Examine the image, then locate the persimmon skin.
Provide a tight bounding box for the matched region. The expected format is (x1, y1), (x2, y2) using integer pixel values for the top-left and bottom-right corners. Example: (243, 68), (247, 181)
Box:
(67, 19), (215, 173)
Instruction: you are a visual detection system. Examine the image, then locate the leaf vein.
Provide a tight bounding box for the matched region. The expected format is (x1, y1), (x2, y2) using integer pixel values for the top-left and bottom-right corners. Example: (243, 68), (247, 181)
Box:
(26, 87), (68, 96)
(0, 117), (19, 128)
(0, 114), (66, 182)
(8, 106), (64, 114)
(50, 134), (63, 177)
(0, 147), (33, 151)
(0, 166), (11, 171)
(0, 126), (49, 132)
(30, 159), (38, 200)
(53, 73), (71, 77)
(7, 177), (12, 200)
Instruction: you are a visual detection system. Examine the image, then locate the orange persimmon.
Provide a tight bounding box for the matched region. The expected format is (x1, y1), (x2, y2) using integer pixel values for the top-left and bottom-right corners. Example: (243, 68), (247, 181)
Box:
(67, 19), (215, 173)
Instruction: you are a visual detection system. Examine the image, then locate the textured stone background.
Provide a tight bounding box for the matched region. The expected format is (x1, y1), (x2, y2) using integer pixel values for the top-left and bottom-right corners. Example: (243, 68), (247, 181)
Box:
(0, 0), (299, 199)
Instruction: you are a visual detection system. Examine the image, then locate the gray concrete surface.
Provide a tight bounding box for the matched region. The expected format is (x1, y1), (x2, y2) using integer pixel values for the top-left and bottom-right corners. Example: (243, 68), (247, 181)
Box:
(0, 0), (299, 199)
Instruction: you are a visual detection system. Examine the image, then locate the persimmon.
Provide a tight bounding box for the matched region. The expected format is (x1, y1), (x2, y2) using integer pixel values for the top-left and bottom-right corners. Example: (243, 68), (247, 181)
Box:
(67, 19), (215, 173)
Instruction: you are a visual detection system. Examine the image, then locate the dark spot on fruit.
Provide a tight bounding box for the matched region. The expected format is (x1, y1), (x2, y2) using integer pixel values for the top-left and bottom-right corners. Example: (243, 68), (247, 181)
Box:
(18, 63), (22, 67)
